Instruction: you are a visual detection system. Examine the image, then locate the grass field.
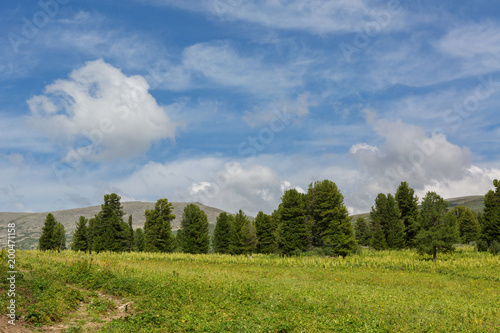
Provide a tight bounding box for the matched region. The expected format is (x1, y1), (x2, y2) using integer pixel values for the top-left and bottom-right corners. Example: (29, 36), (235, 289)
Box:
(2, 248), (499, 332)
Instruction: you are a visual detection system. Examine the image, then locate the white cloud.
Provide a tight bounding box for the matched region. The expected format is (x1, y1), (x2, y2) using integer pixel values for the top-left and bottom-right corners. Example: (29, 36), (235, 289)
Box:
(27, 59), (177, 161)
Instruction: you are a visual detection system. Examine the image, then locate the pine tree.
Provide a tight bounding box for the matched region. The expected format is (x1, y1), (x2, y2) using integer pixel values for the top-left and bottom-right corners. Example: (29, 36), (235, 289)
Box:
(241, 220), (257, 257)
(230, 210), (249, 255)
(371, 218), (388, 250)
(39, 213), (57, 251)
(91, 193), (129, 253)
(483, 179), (500, 249)
(71, 216), (88, 252)
(451, 206), (480, 243)
(395, 182), (419, 247)
(179, 204), (210, 254)
(307, 180), (350, 249)
(371, 193), (405, 249)
(416, 192), (459, 260)
(213, 212), (233, 254)
(144, 199), (175, 253)
(280, 189), (308, 255)
(128, 215), (134, 251)
(134, 228), (144, 252)
(255, 211), (277, 254)
(53, 222), (66, 252)
(354, 217), (371, 246)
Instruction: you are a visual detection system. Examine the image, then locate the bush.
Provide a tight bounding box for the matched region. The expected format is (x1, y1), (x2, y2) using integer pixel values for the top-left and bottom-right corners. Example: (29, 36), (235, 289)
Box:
(489, 240), (500, 255)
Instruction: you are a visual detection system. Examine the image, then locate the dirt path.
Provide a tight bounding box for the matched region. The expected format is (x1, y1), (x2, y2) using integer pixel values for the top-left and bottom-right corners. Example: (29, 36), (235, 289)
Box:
(1, 286), (133, 333)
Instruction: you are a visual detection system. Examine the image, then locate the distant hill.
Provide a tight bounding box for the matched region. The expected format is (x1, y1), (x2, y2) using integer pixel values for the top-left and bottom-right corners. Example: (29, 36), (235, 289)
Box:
(350, 195), (485, 223)
(0, 201), (227, 250)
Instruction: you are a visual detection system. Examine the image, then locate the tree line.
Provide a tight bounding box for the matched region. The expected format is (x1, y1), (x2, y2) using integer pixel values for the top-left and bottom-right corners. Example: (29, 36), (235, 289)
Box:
(38, 179), (500, 258)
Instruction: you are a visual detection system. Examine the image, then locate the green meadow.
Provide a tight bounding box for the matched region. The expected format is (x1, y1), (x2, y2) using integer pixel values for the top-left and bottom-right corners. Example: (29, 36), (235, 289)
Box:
(2, 248), (499, 332)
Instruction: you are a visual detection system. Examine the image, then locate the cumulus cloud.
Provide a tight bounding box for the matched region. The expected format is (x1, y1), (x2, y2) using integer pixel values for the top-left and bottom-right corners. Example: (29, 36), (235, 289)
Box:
(27, 59), (176, 161)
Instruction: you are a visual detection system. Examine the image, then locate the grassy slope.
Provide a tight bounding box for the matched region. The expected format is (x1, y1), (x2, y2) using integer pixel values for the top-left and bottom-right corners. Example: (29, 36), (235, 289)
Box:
(4, 249), (499, 332)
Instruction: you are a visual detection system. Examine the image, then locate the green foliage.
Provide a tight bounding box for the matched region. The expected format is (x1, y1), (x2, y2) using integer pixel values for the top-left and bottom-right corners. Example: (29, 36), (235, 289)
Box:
(354, 217), (371, 246)
(128, 215), (134, 251)
(71, 216), (88, 252)
(483, 179), (500, 249)
(91, 193), (129, 253)
(255, 211), (277, 254)
(451, 206), (481, 243)
(371, 193), (405, 249)
(395, 181), (419, 247)
(279, 189), (308, 255)
(230, 210), (249, 255)
(213, 212), (233, 254)
(241, 220), (257, 256)
(370, 218), (388, 250)
(134, 228), (145, 252)
(416, 192), (460, 260)
(38, 213), (66, 251)
(179, 204), (210, 254)
(144, 199), (176, 253)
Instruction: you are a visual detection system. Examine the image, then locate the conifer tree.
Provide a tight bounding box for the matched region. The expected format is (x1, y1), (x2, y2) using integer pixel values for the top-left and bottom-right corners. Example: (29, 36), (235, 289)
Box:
(230, 210), (249, 255)
(354, 217), (371, 246)
(280, 189), (308, 255)
(416, 192), (459, 260)
(241, 220), (257, 257)
(213, 212), (233, 254)
(53, 222), (66, 252)
(143, 199), (175, 253)
(39, 213), (57, 251)
(395, 182), (419, 247)
(371, 193), (405, 249)
(71, 216), (88, 252)
(128, 215), (134, 251)
(91, 193), (129, 253)
(451, 206), (480, 243)
(255, 211), (277, 253)
(483, 179), (500, 249)
(307, 180), (350, 249)
(371, 218), (388, 250)
(134, 228), (144, 252)
(179, 204), (210, 254)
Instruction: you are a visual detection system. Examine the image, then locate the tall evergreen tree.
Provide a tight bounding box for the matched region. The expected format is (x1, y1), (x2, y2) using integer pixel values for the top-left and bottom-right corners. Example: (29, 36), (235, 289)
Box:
(179, 204), (210, 254)
(241, 220), (257, 257)
(53, 222), (66, 252)
(307, 180), (350, 249)
(395, 182), (419, 247)
(134, 228), (145, 252)
(91, 193), (129, 253)
(483, 179), (500, 248)
(71, 216), (88, 252)
(451, 206), (480, 243)
(213, 212), (233, 254)
(371, 218), (388, 250)
(255, 211), (277, 254)
(279, 189), (308, 255)
(128, 215), (134, 251)
(230, 210), (249, 255)
(416, 192), (459, 260)
(371, 193), (405, 249)
(354, 217), (371, 246)
(39, 213), (57, 251)
(143, 199), (175, 253)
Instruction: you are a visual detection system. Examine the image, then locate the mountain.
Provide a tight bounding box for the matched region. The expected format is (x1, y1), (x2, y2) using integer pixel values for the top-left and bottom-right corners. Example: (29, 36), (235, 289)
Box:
(0, 201), (227, 250)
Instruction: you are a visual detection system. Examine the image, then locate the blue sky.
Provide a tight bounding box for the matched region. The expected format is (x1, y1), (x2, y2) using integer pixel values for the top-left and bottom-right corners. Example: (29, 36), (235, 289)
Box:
(1, 0), (500, 216)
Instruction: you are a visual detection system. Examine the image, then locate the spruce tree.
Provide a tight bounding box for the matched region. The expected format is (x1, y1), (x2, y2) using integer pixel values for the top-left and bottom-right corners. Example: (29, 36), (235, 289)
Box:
(371, 193), (405, 249)
(241, 220), (257, 257)
(213, 212), (233, 254)
(280, 189), (308, 255)
(134, 228), (144, 252)
(53, 222), (66, 252)
(416, 192), (459, 260)
(255, 211), (277, 254)
(91, 193), (129, 253)
(451, 206), (480, 243)
(144, 199), (175, 253)
(395, 182), (419, 247)
(354, 217), (371, 246)
(230, 210), (249, 255)
(483, 179), (500, 249)
(71, 216), (88, 252)
(39, 213), (57, 251)
(179, 204), (210, 254)
(307, 180), (350, 249)
(371, 218), (388, 250)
